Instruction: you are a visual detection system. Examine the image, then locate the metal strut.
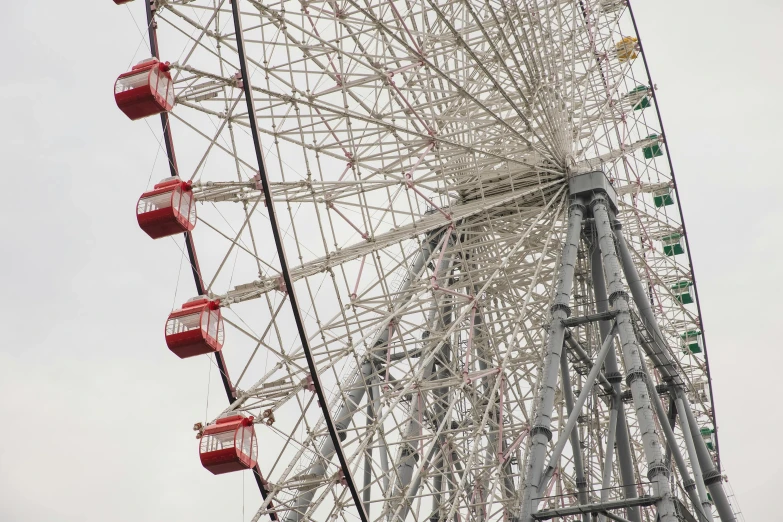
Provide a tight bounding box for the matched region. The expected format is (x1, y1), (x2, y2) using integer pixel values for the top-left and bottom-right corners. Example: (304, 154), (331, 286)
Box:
(614, 229), (736, 522)
(386, 243), (457, 522)
(626, 0), (722, 473)
(227, 2), (368, 521)
(517, 197), (585, 521)
(641, 358), (711, 522)
(279, 232), (439, 522)
(142, 0), (234, 403)
(142, 1), (275, 515)
(591, 193), (677, 521)
(589, 226), (640, 522)
(559, 351), (589, 522)
(532, 496), (662, 520)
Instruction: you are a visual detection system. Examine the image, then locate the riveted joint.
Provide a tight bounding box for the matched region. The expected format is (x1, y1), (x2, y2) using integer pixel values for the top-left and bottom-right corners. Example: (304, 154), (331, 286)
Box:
(576, 479), (588, 488)
(647, 461), (670, 480)
(550, 302), (571, 316)
(608, 290), (629, 305)
(569, 200), (587, 215)
(683, 478), (696, 491)
(589, 194), (609, 209)
(703, 469), (723, 486)
(626, 370), (647, 386)
(530, 425), (553, 442)
(606, 371), (623, 384)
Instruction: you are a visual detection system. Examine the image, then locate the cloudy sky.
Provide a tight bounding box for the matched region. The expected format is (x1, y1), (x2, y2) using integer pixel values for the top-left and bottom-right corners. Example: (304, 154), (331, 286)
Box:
(0, 0), (779, 520)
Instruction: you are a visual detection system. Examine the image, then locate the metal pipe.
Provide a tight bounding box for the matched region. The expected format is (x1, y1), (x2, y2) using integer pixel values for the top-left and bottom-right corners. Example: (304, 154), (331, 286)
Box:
(563, 310), (619, 327)
(363, 385), (374, 515)
(388, 246), (457, 520)
(532, 496), (661, 519)
(664, 399), (677, 470)
(602, 511), (634, 522)
(614, 229), (736, 522)
(143, 0), (273, 513)
(559, 349), (589, 522)
(374, 379), (390, 495)
(680, 392), (736, 522)
(591, 194), (676, 521)
(641, 355), (707, 522)
(564, 332), (613, 392)
(390, 438), (444, 522)
(589, 230), (640, 522)
(613, 227), (677, 380)
(517, 198), (586, 521)
(599, 399), (619, 519)
(283, 234), (437, 521)
(676, 397), (714, 522)
(432, 452), (443, 522)
(539, 324), (619, 493)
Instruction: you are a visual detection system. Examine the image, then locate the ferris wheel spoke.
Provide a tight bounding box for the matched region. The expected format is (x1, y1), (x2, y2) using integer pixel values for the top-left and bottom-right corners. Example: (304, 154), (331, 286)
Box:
(206, 185), (558, 307)
(267, 195), (564, 520)
(120, 0), (738, 519)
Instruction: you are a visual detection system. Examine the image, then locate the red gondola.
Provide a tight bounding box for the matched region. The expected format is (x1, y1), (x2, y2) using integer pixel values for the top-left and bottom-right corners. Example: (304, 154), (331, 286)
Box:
(199, 415), (258, 475)
(114, 58), (175, 120)
(165, 298), (224, 359)
(137, 177), (196, 239)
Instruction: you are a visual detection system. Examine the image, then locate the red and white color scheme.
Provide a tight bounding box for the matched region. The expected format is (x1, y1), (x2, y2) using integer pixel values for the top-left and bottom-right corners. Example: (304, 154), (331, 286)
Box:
(136, 177), (195, 239)
(115, 0), (746, 519)
(199, 415), (258, 475)
(165, 298), (223, 359)
(114, 58), (174, 120)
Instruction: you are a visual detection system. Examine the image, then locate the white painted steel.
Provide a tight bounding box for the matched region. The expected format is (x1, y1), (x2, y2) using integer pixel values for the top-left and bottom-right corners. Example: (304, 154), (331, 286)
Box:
(131, 0), (741, 520)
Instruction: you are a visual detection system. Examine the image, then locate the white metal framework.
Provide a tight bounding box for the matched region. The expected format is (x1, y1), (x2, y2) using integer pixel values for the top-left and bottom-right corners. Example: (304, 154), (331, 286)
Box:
(122, 0), (743, 521)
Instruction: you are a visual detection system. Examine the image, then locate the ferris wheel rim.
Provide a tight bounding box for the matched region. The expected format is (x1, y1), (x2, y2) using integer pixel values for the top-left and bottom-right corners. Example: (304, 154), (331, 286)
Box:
(118, 0), (738, 520)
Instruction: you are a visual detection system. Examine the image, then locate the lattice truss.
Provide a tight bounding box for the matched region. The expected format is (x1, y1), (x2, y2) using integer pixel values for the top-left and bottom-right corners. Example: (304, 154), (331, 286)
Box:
(134, 0), (733, 520)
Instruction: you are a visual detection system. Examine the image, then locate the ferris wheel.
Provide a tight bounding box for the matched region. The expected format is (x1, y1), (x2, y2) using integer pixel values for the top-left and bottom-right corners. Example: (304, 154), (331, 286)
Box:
(112, 0), (742, 521)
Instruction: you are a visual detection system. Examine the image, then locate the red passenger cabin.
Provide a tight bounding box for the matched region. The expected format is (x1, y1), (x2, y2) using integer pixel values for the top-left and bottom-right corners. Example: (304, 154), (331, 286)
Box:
(165, 298), (224, 359)
(199, 415), (258, 475)
(137, 177), (196, 239)
(115, 58), (175, 120)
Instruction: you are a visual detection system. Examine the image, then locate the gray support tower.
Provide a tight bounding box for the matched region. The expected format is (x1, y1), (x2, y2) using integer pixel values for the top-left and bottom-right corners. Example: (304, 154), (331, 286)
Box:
(124, 2), (742, 522)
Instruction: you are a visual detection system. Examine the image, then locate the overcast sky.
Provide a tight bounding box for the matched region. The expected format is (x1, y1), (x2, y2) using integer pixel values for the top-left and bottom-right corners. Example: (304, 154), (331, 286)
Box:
(0, 1), (780, 520)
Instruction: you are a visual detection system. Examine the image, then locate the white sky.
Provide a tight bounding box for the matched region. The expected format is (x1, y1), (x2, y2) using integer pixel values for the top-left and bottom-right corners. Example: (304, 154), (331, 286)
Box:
(0, 0), (780, 520)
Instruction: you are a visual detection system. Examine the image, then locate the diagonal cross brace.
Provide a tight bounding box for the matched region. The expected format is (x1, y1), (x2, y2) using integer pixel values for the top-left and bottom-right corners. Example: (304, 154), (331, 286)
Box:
(228, 3), (368, 521)
(142, 0), (275, 515)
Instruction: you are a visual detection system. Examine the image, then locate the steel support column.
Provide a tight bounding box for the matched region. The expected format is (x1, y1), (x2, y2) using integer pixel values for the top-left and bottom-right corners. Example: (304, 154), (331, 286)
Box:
(539, 325), (619, 492)
(517, 197), (586, 521)
(363, 385), (374, 515)
(589, 233), (640, 522)
(591, 193), (676, 521)
(559, 351), (589, 522)
(681, 393), (736, 522)
(676, 397), (714, 521)
(388, 245), (456, 521)
(642, 358), (708, 522)
(283, 234), (437, 522)
(614, 229), (736, 522)
(599, 399), (619, 522)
